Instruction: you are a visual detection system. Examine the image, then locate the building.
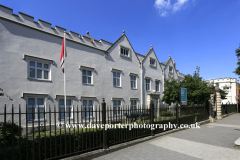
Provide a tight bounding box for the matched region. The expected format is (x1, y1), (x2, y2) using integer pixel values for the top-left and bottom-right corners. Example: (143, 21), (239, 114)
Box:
(0, 4), (185, 123)
(206, 78), (237, 104)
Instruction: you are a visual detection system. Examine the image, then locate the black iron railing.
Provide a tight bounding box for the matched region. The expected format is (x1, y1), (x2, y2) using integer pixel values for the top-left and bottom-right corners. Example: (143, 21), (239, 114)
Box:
(0, 100), (209, 160)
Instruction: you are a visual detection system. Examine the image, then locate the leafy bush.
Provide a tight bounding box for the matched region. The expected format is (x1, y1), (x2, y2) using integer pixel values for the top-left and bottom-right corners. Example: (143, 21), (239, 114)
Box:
(161, 110), (173, 116)
(0, 121), (22, 146)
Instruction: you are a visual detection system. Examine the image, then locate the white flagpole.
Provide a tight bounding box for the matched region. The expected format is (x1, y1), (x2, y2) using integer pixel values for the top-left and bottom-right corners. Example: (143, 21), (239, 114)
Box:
(64, 31), (67, 125)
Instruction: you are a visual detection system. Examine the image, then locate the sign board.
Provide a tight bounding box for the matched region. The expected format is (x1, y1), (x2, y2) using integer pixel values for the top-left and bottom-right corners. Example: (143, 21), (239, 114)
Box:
(180, 87), (187, 105)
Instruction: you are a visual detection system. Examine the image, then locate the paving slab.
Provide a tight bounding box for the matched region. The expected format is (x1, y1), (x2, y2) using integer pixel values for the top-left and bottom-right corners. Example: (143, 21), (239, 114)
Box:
(93, 113), (240, 160)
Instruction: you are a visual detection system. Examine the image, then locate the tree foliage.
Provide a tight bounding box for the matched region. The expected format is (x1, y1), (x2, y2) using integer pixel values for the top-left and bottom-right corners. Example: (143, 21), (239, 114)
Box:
(162, 67), (214, 105)
(233, 48), (240, 77)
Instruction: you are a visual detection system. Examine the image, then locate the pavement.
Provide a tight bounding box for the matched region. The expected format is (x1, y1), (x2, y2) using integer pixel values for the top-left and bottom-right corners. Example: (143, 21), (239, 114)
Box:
(93, 113), (240, 160)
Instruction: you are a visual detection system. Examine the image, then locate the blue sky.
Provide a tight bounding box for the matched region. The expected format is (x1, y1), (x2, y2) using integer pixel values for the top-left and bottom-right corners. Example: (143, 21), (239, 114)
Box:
(1, 0), (240, 81)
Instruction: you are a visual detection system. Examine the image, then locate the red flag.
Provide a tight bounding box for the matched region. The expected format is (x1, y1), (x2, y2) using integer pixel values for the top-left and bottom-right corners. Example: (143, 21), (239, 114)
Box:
(60, 33), (67, 73)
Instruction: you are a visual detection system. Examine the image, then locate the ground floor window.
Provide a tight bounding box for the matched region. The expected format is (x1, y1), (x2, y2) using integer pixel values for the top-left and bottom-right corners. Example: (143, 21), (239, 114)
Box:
(27, 97), (45, 120)
(59, 99), (72, 119)
(131, 100), (137, 110)
(82, 100), (93, 118)
(113, 100), (121, 115)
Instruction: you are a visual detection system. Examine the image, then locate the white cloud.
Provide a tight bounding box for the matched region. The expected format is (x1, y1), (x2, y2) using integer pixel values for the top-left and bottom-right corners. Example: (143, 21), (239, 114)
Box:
(155, 0), (191, 17)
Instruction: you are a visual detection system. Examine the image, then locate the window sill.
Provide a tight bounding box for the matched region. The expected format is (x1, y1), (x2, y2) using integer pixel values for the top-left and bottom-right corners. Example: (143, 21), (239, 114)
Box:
(27, 78), (52, 82)
(131, 88), (138, 90)
(27, 119), (46, 122)
(120, 54), (131, 60)
(59, 118), (74, 120)
(83, 83), (94, 86)
(113, 86), (122, 88)
(146, 90), (151, 92)
(150, 65), (156, 68)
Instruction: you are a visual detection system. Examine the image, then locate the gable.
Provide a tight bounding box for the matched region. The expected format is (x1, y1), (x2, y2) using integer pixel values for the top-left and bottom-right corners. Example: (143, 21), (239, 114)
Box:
(106, 33), (141, 64)
(164, 58), (179, 78)
(142, 48), (163, 72)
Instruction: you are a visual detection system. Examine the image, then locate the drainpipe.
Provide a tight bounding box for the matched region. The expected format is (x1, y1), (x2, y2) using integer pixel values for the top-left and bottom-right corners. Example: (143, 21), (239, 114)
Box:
(140, 61), (143, 107)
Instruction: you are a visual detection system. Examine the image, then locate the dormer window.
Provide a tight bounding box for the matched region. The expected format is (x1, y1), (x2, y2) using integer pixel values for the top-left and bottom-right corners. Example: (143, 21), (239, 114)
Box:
(150, 58), (156, 67)
(121, 47), (129, 56)
(119, 45), (131, 59)
(169, 66), (173, 73)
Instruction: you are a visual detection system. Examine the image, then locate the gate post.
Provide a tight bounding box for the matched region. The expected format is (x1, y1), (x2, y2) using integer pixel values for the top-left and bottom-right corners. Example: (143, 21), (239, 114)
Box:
(215, 87), (222, 120)
(176, 104), (179, 128)
(150, 101), (155, 136)
(209, 94), (215, 122)
(102, 98), (108, 149)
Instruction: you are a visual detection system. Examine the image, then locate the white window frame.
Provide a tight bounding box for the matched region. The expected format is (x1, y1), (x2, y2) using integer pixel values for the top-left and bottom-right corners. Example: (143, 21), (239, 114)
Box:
(113, 100), (121, 115)
(119, 45), (131, 59)
(59, 98), (73, 120)
(27, 97), (46, 121)
(155, 81), (160, 92)
(169, 66), (173, 73)
(27, 58), (51, 81)
(130, 75), (137, 89)
(130, 100), (137, 110)
(146, 78), (151, 91)
(82, 99), (94, 118)
(150, 58), (156, 67)
(113, 71), (121, 87)
(82, 69), (92, 84)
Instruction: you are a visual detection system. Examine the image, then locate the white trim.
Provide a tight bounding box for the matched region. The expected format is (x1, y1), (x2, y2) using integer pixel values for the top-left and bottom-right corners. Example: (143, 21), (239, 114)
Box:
(82, 69), (93, 85)
(26, 96), (46, 121)
(130, 75), (137, 89)
(27, 57), (51, 81)
(119, 44), (131, 59)
(113, 71), (121, 87)
(81, 99), (94, 118)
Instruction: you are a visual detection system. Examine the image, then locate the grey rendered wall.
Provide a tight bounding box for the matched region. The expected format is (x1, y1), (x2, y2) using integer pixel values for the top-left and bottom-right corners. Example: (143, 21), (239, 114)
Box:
(142, 49), (163, 106)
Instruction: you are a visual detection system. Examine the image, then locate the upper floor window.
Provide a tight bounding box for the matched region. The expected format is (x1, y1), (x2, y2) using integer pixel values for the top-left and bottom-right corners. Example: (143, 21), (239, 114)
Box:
(146, 79), (150, 91)
(113, 72), (121, 87)
(121, 47), (129, 57)
(150, 59), (155, 66)
(29, 61), (50, 80)
(130, 76), (137, 89)
(169, 66), (173, 73)
(59, 99), (72, 119)
(82, 70), (92, 84)
(155, 81), (160, 92)
(27, 97), (45, 121)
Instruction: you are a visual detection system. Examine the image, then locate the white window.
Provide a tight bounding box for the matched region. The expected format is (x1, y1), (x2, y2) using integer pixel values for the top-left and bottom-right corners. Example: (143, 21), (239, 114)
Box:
(59, 99), (72, 119)
(82, 100), (93, 118)
(29, 60), (50, 80)
(121, 47), (129, 57)
(150, 59), (156, 66)
(113, 72), (121, 87)
(82, 70), (92, 84)
(156, 81), (160, 92)
(169, 66), (173, 73)
(131, 76), (137, 89)
(146, 79), (150, 91)
(113, 100), (121, 115)
(131, 100), (137, 110)
(27, 97), (45, 120)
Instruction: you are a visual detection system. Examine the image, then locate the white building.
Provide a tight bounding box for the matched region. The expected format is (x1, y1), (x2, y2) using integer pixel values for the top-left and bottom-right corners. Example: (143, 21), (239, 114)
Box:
(206, 78), (237, 104)
(0, 4), (185, 123)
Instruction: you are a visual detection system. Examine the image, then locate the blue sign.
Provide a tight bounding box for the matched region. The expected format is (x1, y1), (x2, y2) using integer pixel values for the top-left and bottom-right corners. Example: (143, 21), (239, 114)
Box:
(180, 88), (187, 105)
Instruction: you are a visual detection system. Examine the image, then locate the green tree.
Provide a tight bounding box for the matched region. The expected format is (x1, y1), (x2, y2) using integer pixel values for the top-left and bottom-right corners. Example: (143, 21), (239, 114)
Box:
(162, 67), (214, 105)
(233, 47), (240, 77)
